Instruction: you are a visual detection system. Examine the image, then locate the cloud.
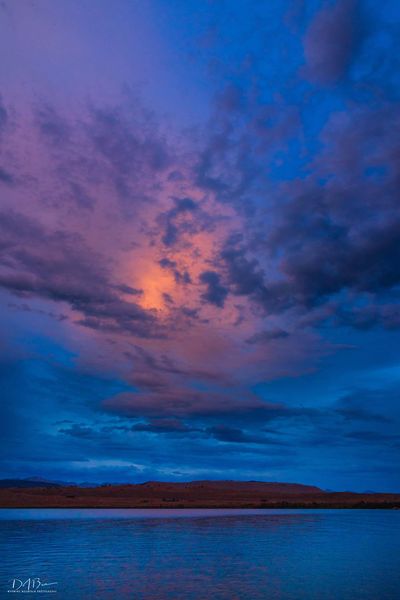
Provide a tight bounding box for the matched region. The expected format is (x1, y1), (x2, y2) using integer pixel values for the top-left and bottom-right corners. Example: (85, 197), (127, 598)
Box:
(159, 197), (200, 247)
(335, 388), (398, 424)
(159, 257), (192, 285)
(246, 329), (289, 344)
(35, 104), (71, 145)
(199, 270), (228, 308)
(1, 0), (400, 489)
(0, 96), (8, 131)
(208, 100), (400, 328)
(59, 424), (98, 439)
(221, 239), (265, 297)
(88, 106), (171, 177)
(132, 418), (197, 435)
(303, 0), (360, 84)
(0, 210), (160, 338)
(336, 304), (400, 331)
(0, 166), (15, 185)
(346, 430), (400, 444)
(102, 386), (321, 430)
(206, 425), (282, 445)
(68, 182), (96, 210)
(278, 218), (400, 304)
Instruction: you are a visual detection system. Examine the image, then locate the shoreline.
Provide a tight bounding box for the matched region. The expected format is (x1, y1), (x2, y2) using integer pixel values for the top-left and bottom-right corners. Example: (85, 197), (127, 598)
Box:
(1, 490), (400, 510)
(1, 505), (399, 510)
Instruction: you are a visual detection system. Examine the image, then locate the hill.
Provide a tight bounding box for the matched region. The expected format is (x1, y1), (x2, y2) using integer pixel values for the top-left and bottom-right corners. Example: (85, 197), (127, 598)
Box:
(0, 480), (399, 508)
(0, 478), (61, 489)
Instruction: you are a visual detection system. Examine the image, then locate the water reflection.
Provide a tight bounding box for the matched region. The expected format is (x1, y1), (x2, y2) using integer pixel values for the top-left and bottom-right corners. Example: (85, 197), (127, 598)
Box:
(0, 509), (399, 599)
(0, 507), (325, 520)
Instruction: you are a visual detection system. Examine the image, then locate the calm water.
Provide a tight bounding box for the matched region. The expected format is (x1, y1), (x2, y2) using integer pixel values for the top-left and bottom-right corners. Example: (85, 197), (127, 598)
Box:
(0, 509), (399, 599)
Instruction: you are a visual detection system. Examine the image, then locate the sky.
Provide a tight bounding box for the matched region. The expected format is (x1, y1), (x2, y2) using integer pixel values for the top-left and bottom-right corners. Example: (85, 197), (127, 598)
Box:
(0, 0), (400, 492)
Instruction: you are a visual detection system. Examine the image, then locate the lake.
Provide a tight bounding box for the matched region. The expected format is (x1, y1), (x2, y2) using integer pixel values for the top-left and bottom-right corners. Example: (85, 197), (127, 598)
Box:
(0, 509), (399, 599)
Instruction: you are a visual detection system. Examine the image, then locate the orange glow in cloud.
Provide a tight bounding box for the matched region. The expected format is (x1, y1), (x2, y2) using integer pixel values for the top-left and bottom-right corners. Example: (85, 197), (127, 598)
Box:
(136, 260), (176, 311)
(124, 227), (220, 313)
(119, 189), (241, 318)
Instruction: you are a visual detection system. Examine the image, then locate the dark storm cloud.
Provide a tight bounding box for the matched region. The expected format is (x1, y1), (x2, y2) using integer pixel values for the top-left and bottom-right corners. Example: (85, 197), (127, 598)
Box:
(182, 2), (400, 335)
(277, 218), (400, 305)
(221, 240), (265, 297)
(211, 111), (400, 322)
(220, 238), (291, 314)
(245, 100), (400, 322)
(199, 270), (228, 308)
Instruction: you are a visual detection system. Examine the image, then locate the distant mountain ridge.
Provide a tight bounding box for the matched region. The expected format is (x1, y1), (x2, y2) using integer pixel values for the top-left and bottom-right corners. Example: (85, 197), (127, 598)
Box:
(0, 478), (62, 488)
(1, 479), (399, 508)
(139, 480), (324, 494)
(0, 478), (323, 493)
